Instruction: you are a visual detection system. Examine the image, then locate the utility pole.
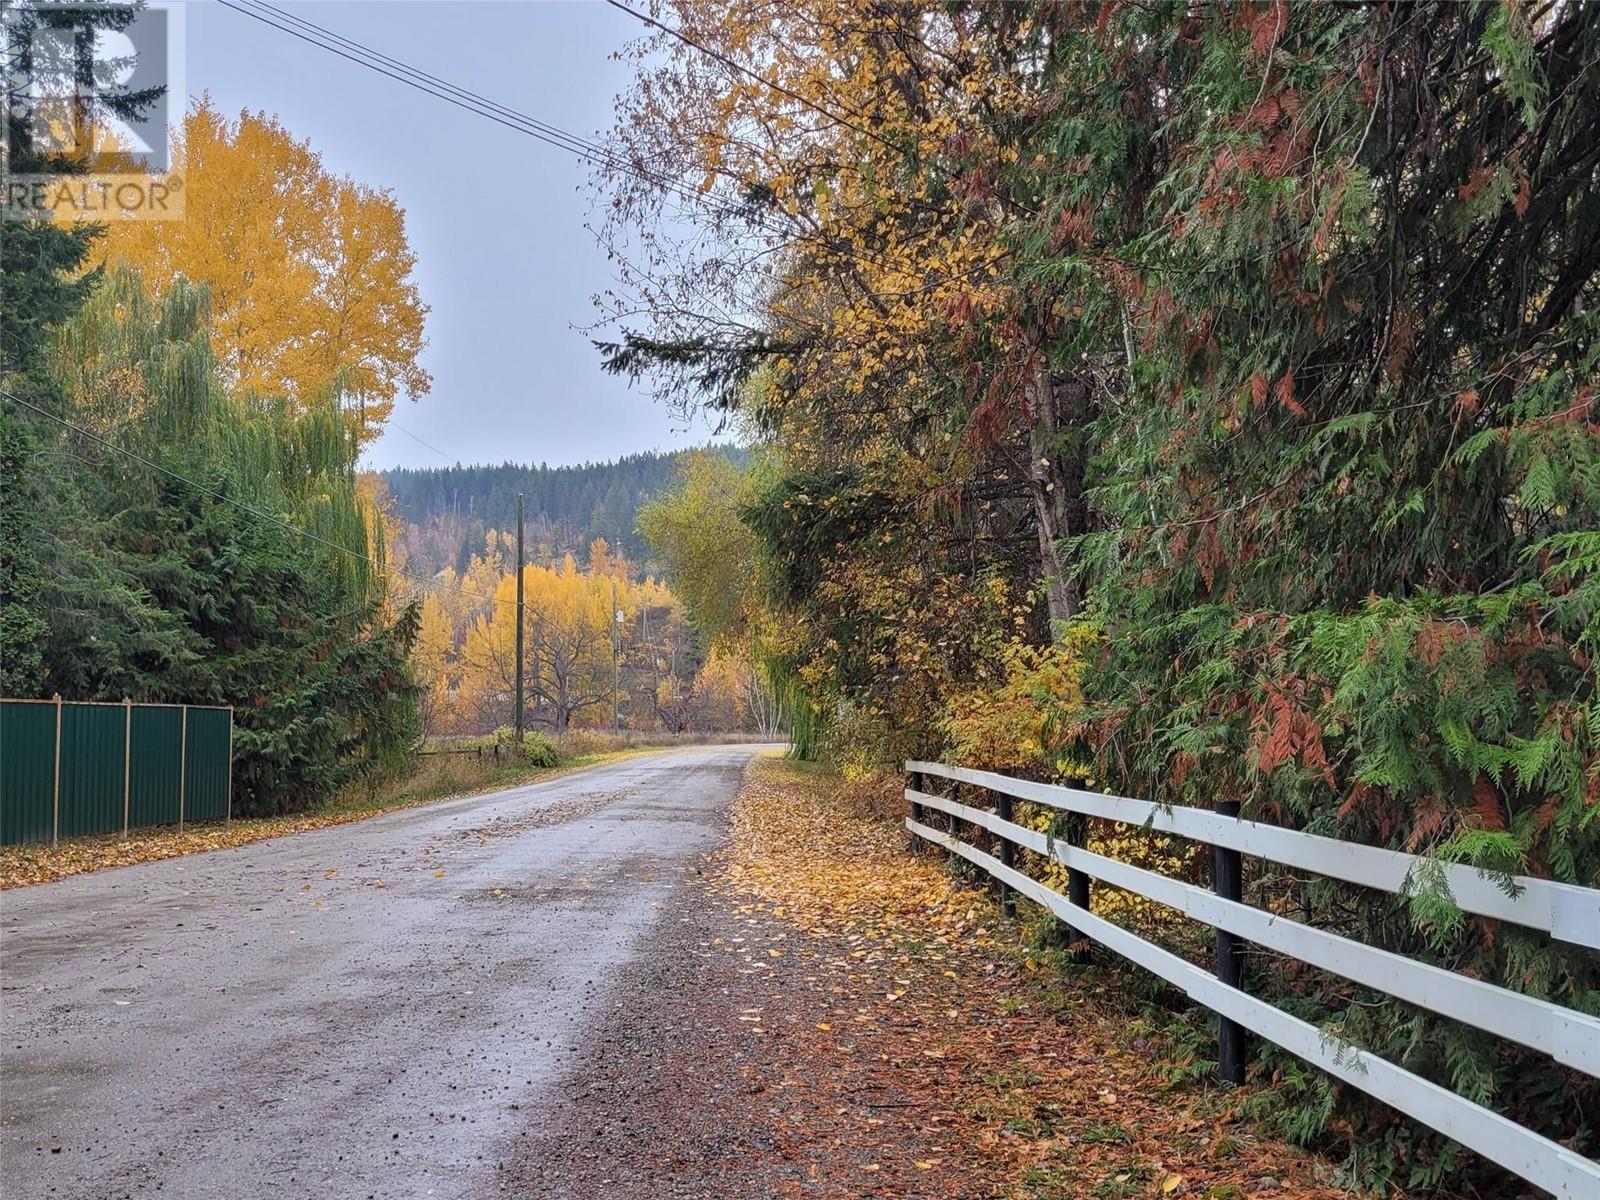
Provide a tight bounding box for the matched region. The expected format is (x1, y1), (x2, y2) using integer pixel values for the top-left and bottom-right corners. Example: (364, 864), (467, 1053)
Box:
(514, 494), (525, 742)
(611, 574), (621, 731)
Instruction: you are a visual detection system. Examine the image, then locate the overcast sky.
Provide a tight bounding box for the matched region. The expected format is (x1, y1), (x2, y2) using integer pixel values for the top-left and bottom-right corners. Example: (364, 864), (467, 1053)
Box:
(185, 0), (722, 470)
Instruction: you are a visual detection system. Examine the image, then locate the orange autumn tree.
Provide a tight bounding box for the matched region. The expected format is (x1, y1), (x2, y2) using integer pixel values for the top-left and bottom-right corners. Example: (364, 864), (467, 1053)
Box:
(99, 99), (429, 442)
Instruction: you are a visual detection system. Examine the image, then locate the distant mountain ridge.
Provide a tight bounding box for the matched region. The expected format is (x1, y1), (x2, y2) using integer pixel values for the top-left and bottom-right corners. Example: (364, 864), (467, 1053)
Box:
(379, 446), (745, 577)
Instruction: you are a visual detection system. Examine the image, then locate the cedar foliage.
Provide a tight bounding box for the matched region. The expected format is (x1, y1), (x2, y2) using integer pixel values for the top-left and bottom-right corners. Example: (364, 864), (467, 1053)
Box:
(599, 1), (1600, 1189)
(1031, 5), (1600, 1185)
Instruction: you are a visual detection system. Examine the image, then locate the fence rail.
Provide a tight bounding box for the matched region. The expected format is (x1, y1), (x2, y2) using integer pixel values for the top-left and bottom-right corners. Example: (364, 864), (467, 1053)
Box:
(2, 698), (233, 847)
(904, 760), (1600, 1200)
(416, 744), (509, 759)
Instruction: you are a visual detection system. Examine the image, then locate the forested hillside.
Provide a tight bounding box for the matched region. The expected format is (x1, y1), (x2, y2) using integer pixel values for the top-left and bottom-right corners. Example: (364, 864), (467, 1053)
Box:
(380, 447), (745, 577)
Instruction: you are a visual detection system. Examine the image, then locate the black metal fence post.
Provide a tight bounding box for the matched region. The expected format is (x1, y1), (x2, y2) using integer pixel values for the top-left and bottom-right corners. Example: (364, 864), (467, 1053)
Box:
(1214, 797), (1247, 1084)
(934, 774), (953, 870)
(940, 777), (958, 869)
(1065, 809), (1091, 963)
(996, 791), (1016, 919)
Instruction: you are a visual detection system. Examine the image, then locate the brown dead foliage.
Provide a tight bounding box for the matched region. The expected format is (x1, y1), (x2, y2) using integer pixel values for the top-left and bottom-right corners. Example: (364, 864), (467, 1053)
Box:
(711, 756), (1352, 1200)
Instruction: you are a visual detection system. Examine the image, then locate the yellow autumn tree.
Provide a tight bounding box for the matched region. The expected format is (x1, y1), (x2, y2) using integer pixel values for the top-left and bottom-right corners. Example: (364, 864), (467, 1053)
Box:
(414, 593), (459, 737)
(519, 557), (619, 731)
(410, 530), (699, 735)
(99, 98), (429, 441)
(598, 1), (1024, 466)
(600, 3), (1089, 763)
(455, 552), (649, 732)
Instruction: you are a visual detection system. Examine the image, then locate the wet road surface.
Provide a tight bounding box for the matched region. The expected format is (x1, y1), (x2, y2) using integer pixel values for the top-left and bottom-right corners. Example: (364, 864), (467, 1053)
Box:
(0, 745), (771, 1200)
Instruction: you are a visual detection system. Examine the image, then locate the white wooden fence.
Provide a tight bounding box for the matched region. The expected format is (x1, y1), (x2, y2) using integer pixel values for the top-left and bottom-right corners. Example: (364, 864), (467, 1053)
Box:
(904, 760), (1600, 1199)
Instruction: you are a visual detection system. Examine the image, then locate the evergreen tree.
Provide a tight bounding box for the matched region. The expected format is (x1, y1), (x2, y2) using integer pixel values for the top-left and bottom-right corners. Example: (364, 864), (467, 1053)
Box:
(1009, 3), (1600, 1186)
(1, 0), (163, 697)
(379, 447), (748, 577)
(0, 416), (48, 694)
(20, 266), (419, 814)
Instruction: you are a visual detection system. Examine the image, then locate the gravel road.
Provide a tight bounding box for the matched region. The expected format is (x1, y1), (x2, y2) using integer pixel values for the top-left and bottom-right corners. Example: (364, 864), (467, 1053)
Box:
(0, 745), (774, 1200)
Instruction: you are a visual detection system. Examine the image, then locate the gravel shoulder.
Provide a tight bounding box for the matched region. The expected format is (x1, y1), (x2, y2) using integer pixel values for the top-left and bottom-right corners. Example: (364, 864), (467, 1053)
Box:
(504, 757), (1350, 1200)
(500, 850), (958, 1199)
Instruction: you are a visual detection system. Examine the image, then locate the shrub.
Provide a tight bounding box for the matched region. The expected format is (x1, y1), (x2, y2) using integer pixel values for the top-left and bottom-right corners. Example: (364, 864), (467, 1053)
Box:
(487, 725), (563, 767)
(520, 731), (561, 767)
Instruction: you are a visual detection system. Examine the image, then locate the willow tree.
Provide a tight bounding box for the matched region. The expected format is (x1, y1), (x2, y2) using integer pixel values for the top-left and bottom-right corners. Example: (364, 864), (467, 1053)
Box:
(32, 266), (419, 813)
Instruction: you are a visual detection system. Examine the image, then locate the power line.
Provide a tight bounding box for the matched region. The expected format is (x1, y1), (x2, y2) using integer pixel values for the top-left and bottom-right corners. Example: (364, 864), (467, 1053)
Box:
(2, 388), (505, 607)
(237, 1), (630, 172)
(217, 0), (795, 244)
(216, 0), (918, 277)
(381, 418), (462, 466)
(602, 0), (902, 157)
(214, 0), (620, 168)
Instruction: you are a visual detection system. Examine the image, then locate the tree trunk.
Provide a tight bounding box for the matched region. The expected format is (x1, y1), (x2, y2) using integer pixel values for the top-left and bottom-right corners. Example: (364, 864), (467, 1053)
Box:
(1027, 365), (1092, 626)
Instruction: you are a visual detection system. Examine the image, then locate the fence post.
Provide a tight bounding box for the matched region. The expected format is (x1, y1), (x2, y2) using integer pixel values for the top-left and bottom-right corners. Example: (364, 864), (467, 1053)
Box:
(51, 695), (63, 849)
(1065, 809), (1091, 963)
(1214, 797), (1246, 1084)
(907, 770), (924, 851)
(178, 705), (188, 834)
(938, 776), (958, 869)
(225, 707), (234, 825)
(122, 698), (132, 841)
(996, 790), (1016, 919)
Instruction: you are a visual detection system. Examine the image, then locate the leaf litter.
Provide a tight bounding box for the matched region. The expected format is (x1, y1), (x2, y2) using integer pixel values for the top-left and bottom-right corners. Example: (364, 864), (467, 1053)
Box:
(697, 756), (1353, 1200)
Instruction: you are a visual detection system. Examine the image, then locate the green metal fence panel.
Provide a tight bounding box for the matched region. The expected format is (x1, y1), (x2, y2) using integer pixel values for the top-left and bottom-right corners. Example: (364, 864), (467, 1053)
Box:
(58, 703), (127, 839)
(1, 701), (57, 846)
(2, 700), (233, 845)
(129, 706), (182, 830)
(183, 707), (231, 822)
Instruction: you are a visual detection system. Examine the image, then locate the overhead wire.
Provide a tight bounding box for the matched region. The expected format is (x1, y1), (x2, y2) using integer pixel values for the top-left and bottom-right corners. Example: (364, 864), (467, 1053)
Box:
(218, 0), (804, 246)
(381, 418), (463, 466)
(217, 0), (929, 276)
